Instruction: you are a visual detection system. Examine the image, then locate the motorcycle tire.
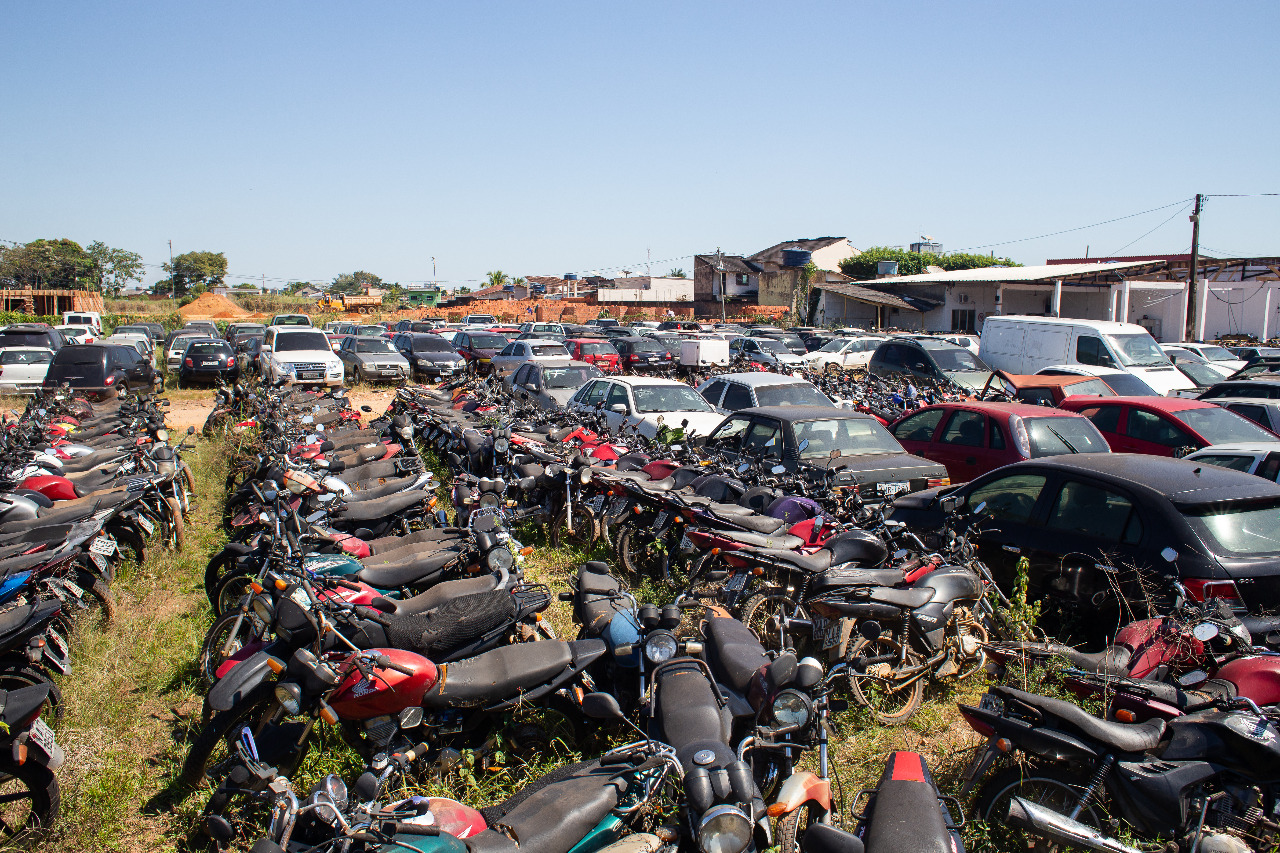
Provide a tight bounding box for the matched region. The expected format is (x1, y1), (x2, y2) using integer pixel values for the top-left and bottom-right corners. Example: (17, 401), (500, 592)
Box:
(69, 570), (115, 632)
(182, 682), (306, 788)
(774, 803), (818, 853)
(0, 757), (59, 835)
(617, 526), (670, 585)
(164, 496), (185, 553)
(971, 764), (1110, 847)
(198, 610), (269, 689)
(845, 634), (925, 726)
(550, 504), (598, 551)
(204, 548), (241, 609)
(740, 591), (810, 657)
(0, 666), (63, 724)
(105, 521), (145, 566)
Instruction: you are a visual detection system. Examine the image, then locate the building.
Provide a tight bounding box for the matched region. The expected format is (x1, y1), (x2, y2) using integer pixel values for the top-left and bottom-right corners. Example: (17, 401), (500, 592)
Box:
(749, 237), (859, 273)
(399, 288), (445, 307)
(594, 275), (694, 305)
(468, 282), (531, 301)
(693, 255), (761, 301)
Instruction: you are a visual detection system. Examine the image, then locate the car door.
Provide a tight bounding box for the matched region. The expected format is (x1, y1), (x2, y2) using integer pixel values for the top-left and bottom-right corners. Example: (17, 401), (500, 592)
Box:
(494, 343), (517, 375)
(604, 382), (631, 431)
(890, 407), (947, 460)
(1074, 403), (1126, 451)
(1123, 406), (1198, 456)
(741, 418), (784, 462)
(705, 414), (752, 460)
(928, 408), (992, 482)
(962, 470), (1052, 588)
(720, 381), (753, 413)
(511, 364), (531, 400)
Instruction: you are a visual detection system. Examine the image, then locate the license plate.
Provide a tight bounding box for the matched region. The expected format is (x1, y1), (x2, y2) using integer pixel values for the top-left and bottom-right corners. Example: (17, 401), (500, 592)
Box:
(381, 370), (398, 376)
(200, 359), (222, 367)
(589, 495), (605, 513)
(299, 371), (322, 380)
(89, 535), (117, 556)
(62, 579), (84, 599)
(654, 510), (669, 530)
(608, 497), (629, 517)
(135, 515), (155, 534)
(811, 616), (844, 649)
(28, 718), (57, 757)
(726, 573), (748, 592)
(88, 552), (107, 573)
(679, 533), (693, 553)
(879, 481), (909, 498)
(47, 630), (68, 659)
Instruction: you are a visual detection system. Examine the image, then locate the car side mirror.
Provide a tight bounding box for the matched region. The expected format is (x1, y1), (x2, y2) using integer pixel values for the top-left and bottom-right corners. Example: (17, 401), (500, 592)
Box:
(938, 494), (962, 514)
(610, 404), (627, 414)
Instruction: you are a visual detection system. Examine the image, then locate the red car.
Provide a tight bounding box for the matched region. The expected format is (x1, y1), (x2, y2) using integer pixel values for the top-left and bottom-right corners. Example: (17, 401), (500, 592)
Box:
(564, 337), (621, 373)
(890, 401), (1111, 483)
(1057, 396), (1278, 457)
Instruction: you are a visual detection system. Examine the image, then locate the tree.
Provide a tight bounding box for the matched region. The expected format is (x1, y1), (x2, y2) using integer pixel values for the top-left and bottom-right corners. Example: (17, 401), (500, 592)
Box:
(668, 268), (687, 278)
(485, 271), (509, 289)
(330, 270), (383, 296)
(455, 285), (473, 295)
(0, 238), (98, 289)
(839, 247), (1020, 281)
(161, 250), (227, 296)
(86, 241), (143, 295)
(283, 281), (311, 294)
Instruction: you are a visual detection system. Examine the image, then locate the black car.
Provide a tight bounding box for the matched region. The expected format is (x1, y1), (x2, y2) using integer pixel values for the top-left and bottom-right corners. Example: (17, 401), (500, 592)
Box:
(869, 337), (993, 393)
(886, 453), (1280, 641)
(0, 324), (64, 351)
(611, 336), (674, 372)
(599, 327), (640, 340)
(233, 335), (264, 374)
(754, 329), (808, 355)
(394, 320), (440, 334)
(703, 405), (948, 499)
(43, 343), (154, 398)
(393, 333), (466, 379)
(178, 339), (239, 387)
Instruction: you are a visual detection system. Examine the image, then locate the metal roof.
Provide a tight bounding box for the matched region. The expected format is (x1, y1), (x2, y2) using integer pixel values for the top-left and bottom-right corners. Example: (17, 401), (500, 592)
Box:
(838, 260), (1164, 287)
(813, 282), (930, 311)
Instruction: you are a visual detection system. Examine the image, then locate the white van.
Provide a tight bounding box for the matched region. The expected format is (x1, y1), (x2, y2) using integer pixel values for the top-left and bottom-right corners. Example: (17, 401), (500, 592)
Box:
(979, 316), (1194, 396)
(62, 311), (102, 334)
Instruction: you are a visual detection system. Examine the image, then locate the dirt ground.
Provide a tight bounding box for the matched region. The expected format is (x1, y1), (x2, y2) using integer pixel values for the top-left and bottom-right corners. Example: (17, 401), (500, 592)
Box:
(161, 385), (397, 432)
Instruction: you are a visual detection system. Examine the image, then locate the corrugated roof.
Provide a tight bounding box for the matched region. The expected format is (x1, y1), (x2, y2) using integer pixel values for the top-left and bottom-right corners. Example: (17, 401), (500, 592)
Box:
(815, 282), (928, 311)
(851, 260), (1165, 286)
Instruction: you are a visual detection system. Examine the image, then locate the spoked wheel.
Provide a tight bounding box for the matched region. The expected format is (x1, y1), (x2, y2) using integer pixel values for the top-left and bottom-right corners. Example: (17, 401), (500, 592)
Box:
(212, 573), (256, 618)
(198, 610), (270, 688)
(617, 526), (670, 585)
(164, 496), (185, 552)
(550, 504), (598, 551)
(0, 759), (59, 836)
(182, 683), (309, 788)
(67, 571), (115, 632)
(972, 765), (1112, 852)
(505, 696), (582, 761)
(775, 803), (818, 853)
(740, 592), (812, 657)
(845, 634), (925, 725)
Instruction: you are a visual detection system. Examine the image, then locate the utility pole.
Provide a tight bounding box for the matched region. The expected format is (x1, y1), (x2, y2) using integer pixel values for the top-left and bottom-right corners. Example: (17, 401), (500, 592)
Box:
(1185, 194), (1203, 341)
(716, 248), (726, 323)
(167, 239), (174, 299)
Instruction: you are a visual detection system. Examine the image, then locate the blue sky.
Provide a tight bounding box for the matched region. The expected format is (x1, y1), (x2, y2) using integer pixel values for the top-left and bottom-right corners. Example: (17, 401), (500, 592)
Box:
(4, 1), (1277, 289)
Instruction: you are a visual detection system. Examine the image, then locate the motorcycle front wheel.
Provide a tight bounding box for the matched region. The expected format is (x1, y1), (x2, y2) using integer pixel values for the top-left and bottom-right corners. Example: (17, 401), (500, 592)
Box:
(550, 504), (598, 551)
(0, 758), (59, 835)
(845, 634), (925, 725)
(972, 764), (1112, 852)
(617, 526), (669, 583)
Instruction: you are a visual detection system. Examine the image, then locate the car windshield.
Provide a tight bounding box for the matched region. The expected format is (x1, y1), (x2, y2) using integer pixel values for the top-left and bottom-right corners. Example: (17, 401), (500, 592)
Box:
(356, 339), (397, 353)
(1026, 417), (1110, 456)
(170, 336), (204, 351)
(543, 365), (600, 389)
(530, 344), (569, 358)
(780, 335), (805, 347)
(793, 418), (903, 459)
(188, 342), (231, 355)
(1198, 345), (1237, 361)
(1175, 407), (1278, 443)
(632, 384), (713, 413)
(1185, 500), (1280, 556)
(0, 350), (51, 364)
(275, 332), (331, 352)
(755, 383), (833, 408)
(56, 348), (104, 366)
(754, 339), (788, 354)
(469, 334), (507, 349)
(581, 342), (614, 355)
(818, 339), (853, 353)
(356, 326), (383, 336)
(931, 347), (988, 372)
(274, 316), (310, 325)
(1179, 363), (1228, 387)
(1100, 373), (1158, 395)
(1105, 333), (1169, 367)
(413, 337), (453, 352)
(631, 340), (666, 353)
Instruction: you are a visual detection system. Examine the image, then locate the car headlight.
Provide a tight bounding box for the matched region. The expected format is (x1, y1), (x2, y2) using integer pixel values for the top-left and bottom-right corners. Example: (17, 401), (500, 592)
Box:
(486, 546), (514, 572)
(328, 365), (342, 375)
(494, 438), (509, 453)
(274, 682), (303, 715)
(644, 630), (678, 663)
(771, 689), (812, 729)
(698, 805), (752, 853)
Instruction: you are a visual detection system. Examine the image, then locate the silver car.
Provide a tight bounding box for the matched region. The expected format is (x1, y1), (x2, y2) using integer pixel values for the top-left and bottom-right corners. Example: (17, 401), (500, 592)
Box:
(338, 336), (409, 383)
(505, 360), (603, 410)
(490, 338), (571, 378)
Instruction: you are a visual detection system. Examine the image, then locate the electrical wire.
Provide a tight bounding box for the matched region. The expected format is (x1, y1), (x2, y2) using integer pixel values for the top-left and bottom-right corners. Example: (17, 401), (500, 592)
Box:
(1105, 203), (1193, 257)
(954, 198), (1194, 252)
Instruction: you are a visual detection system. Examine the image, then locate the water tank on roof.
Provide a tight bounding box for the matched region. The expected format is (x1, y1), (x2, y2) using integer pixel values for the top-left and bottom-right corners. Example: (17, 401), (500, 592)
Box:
(564, 274), (579, 281)
(782, 248), (812, 268)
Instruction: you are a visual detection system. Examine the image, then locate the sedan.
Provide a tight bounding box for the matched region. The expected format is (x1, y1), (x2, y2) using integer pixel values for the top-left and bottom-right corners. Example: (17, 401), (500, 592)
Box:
(567, 376), (725, 439)
(890, 401), (1110, 482)
(0, 347), (54, 394)
(505, 360), (603, 410)
(730, 337), (806, 369)
(611, 337), (675, 373)
(489, 339), (571, 378)
(394, 333), (466, 380)
(338, 336), (409, 384)
(178, 339), (239, 388)
(1058, 396), (1277, 457)
(887, 454), (1280, 642)
(1185, 442), (1280, 482)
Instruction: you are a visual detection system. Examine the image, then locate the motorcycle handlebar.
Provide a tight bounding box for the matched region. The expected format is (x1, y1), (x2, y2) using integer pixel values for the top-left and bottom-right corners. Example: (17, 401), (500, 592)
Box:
(374, 654), (415, 676)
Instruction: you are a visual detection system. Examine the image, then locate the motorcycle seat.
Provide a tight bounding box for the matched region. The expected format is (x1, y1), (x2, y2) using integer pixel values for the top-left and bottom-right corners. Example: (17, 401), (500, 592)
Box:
(757, 548), (833, 572)
(0, 551), (70, 576)
(337, 477), (421, 502)
(993, 686), (1167, 753)
(867, 587), (934, 609)
(467, 762), (625, 853)
(513, 462), (544, 479)
(719, 512), (787, 535)
(357, 547), (458, 580)
(716, 530), (805, 550)
(58, 450), (130, 474)
(811, 568), (905, 594)
(0, 683), (53, 728)
(68, 467), (125, 496)
(334, 460), (400, 484)
(333, 490), (432, 523)
(365, 528), (467, 555)
(653, 660), (732, 753)
(863, 752), (951, 853)
(802, 824), (865, 853)
(375, 574), (501, 616)
(422, 640), (595, 708)
(705, 616), (769, 694)
(997, 642), (1132, 677)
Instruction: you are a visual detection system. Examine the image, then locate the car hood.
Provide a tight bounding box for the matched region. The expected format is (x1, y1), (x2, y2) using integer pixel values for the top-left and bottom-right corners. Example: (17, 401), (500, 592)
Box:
(633, 411), (724, 438)
(944, 370), (993, 391)
(543, 388), (580, 406)
(356, 353), (408, 364)
(803, 451), (947, 478)
(276, 350), (341, 362)
(417, 352), (463, 363)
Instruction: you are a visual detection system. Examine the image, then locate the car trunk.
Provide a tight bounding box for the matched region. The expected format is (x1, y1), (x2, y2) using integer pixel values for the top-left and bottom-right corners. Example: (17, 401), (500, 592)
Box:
(808, 452), (949, 499)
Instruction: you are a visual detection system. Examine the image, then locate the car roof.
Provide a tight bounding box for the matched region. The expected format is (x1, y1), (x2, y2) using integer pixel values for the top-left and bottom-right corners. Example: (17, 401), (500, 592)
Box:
(1188, 442), (1280, 454)
(565, 337), (613, 344)
(1037, 364), (1133, 377)
(710, 372), (814, 388)
(918, 401), (1087, 418)
(1062, 395), (1208, 412)
(515, 338), (565, 347)
(1022, 453), (1280, 506)
(1207, 377), (1280, 386)
(999, 372), (1107, 389)
(1201, 396), (1280, 406)
(737, 405), (879, 423)
(612, 336), (654, 344)
(604, 376), (688, 387)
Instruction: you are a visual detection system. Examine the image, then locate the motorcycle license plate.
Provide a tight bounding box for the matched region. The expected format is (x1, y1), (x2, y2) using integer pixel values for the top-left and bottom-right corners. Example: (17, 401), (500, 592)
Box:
(725, 573), (747, 592)
(654, 511), (669, 530)
(811, 617), (844, 649)
(135, 515), (155, 535)
(47, 630), (69, 660)
(589, 495), (605, 513)
(679, 533), (693, 554)
(28, 718), (57, 757)
(61, 579), (85, 599)
(608, 497), (628, 517)
(88, 552), (108, 573)
(89, 535), (117, 557)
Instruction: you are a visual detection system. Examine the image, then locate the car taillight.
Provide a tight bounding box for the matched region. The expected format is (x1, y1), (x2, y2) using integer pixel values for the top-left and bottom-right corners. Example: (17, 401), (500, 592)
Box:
(184, 358), (193, 367)
(628, 354), (639, 362)
(227, 357), (236, 367)
(1182, 578), (1243, 604)
(927, 477), (950, 489)
(104, 375), (115, 385)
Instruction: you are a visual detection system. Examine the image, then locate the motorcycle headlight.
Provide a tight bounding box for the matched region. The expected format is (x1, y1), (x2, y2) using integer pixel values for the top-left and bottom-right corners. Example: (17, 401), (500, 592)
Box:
(251, 595), (275, 625)
(274, 682), (303, 715)
(479, 493), (501, 509)
(486, 546), (514, 572)
(578, 467), (593, 485)
(644, 630), (678, 664)
(155, 428), (169, 442)
(398, 425), (415, 439)
(698, 805), (752, 853)
(771, 689), (812, 729)
(494, 438), (509, 453)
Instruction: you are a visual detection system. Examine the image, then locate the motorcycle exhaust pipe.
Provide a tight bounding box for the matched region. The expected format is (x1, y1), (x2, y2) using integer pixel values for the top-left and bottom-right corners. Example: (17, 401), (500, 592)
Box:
(1005, 797), (1141, 853)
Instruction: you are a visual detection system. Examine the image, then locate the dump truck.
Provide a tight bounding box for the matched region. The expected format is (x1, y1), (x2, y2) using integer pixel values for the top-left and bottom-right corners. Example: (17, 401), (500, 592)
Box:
(317, 293), (383, 314)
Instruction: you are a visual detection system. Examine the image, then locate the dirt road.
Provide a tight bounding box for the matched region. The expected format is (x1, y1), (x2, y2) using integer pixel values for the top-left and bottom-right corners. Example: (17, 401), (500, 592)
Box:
(161, 386), (398, 432)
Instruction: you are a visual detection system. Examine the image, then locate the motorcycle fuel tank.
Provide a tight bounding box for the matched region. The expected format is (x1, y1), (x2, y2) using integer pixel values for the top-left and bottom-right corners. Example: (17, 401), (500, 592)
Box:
(1215, 656), (1280, 707)
(329, 649), (437, 720)
(19, 475), (77, 502)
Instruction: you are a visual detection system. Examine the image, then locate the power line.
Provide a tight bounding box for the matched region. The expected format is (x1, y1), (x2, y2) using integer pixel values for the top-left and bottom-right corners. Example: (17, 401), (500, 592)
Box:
(955, 198), (1194, 252)
(1106, 202), (1193, 256)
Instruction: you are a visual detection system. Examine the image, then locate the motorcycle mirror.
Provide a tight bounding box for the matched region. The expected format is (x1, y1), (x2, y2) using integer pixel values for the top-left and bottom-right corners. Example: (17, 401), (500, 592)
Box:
(858, 620), (882, 642)
(736, 462), (750, 474)
(1193, 622), (1220, 642)
(205, 815), (235, 844)
(581, 692), (626, 721)
(771, 464), (786, 474)
(320, 440), (335, 452)
(1161, 547), (1179, 564)
(765, 652), (797, 690)
(329, 458), (345, 474)
(354, 771), (379, 802)
(186, 426), (195, 435)
(795, 656), (823, 689)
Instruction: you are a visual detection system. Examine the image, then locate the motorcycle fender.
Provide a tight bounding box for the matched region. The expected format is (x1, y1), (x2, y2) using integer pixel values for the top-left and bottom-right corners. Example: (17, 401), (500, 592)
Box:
(208, 650), (283, 712)
(771, 770), (831, 816)
(1022, 725), (1099, 763)
(14, 730), (64, 771)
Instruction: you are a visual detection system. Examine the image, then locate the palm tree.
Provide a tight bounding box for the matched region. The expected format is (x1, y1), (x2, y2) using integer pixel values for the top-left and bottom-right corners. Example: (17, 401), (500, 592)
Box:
(485, 271), (509, 289)
(668, 268), (686, 278)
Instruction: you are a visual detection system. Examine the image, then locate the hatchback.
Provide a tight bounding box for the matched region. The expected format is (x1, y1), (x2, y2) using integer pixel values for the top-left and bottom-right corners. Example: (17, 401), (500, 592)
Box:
(611, 337), (674, 372)
(1058, 396), (1277, 457)
(564, 338), (621, 373)
(178, 340), (239, 387)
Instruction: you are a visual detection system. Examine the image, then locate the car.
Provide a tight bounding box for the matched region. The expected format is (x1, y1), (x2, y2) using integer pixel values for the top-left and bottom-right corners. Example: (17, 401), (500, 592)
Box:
(395, 320), (443, 335)
(753, 329), (808, 355)
(1172, 360), (1235, 393)
(697, 373), (834, 414)
(632, 321), (661, 330)
(729, 337), (806, 369)
(506, 361), (604, 410)
(393, 333), (466, 380)
(270, 314), (313, 327)
(165, 332), (212, 371)
(165, 324), (215, 353)
(261, 327), (345, 387)
(55, 324), (97, 344)
(324, 333), (349, 353)
(657, 320), (704, 332)
(1162, 342), (1246, 373)
(1198, 377), (1280, 403)
(890, 401), (1110, 482)
(585, 318), (620, 328)
(450, 330), (509, 375)
(567, 376), (725, 439)
(802, 336), (883, 373)
(869, 337), (993, 392)
(799, 332), (841, 352)
(338, 336), (409, 384)
(610, 337), (675, 373)
(353, 324), (386, 338)
(886, 453), (1280, 640)
(1200, 398), (1280, 434)
(113, 324), (159, 344)
(703, 406), (949, 499)
(135, 322), (166, 345)
(487, 326), (522, 341)
(1034, 365), (1161, 396)
(489, 338), (570, 378)
(941, 333), (981, 356)
(62, 311), (102, 334)
(234, 335), (264, 374)
(184, 321), (220, 338)
(637, 331), (684, 360)
(177, 339), (239, 387)
(517, 322), (566, 338)
(42, 342), (155, 398)
(515, 330), (568, 345)
(226, 323), (266, 341)
(1184, 442), (1280, 483)
(464, 314), (497, 326)
(101, 334), (154, 365)
(598, 326), (640, 340)
(564, 338), (621, 373)
(1226, 345), (1280, 363)
(1057, 396), (1278, 457)
(0, 324), (65, 352)
(983, 372), (1116, 406)
(0, 347), (54, 394)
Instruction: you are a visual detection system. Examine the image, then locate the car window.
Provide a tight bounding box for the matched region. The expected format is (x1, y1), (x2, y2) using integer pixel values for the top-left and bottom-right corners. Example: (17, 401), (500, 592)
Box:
(1101, 373), (1158, 396)
(989, 418), (1006, 449)
(966, 473), (1047, 524)
(543, 365), (600, 388)
(1225, 403), (1271, 428)
(755, 383), (832, 408)
(1192, 454), (1255, 473)
(793, 418), (903, 458)
(1126, 408), (1193, 447)
(701, 380), (727, 407)
(1017, 389), (1057, 406)
(513, 365), (530, 385)
(275, 332), (331, 352)
(632, 384), (713, 413)
(722, 383), (753, 411)
(742, 420), (782, 458)
(0, 350), (52, 365)
(1046, 480), (1141, 544)
(939, 410), (986, 446)
(1079, 404), (1122, 433)
(707, 416), (751, 452)
(581, 380), (609, 406)
(355, 339), (396, 354)
(892, 409), (946, 443)
(1026, 417), (1110, 455)
(1261, 454), (1280, 481)
(1185, 500), (1280, 555)
(1076, 336), (1116, 367)
(1176, 406), (1278, 444)
(531, 344), (568, 358)
(606, 383), (630, 410)
(499, 344), (517, 356)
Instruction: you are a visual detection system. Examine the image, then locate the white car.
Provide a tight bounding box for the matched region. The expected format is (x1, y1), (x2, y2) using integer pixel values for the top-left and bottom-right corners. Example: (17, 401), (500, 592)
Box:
(567, 376), (726, 439)
(1184, 442), (1280, 483)
(1163, 342), (1246, 374)
(803, 336), (882, 372)
(489, 338), (571, 378)
(55, 325), (96, 344)
(262, 327), (345, 387)
(0, 347), (54, 394)
(941, 333), (981, 356)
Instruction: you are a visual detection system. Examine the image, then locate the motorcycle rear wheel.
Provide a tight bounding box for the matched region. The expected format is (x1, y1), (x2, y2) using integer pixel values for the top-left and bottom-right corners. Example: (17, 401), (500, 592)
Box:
(617, 526), (669, 583)
(550, 504), (598, 551)
(0, 758), (59, 836)
(845, 635), (925, 726)
(972, 764), (1111, 852)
